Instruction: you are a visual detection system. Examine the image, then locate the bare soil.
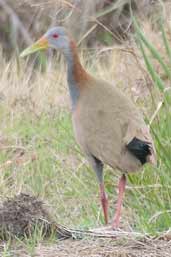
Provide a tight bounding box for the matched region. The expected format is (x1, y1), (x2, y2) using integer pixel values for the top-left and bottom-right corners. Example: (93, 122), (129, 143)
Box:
(34, 238), (171, 257)
(1, 237), (171, 257)
(0, 194), (171, 257)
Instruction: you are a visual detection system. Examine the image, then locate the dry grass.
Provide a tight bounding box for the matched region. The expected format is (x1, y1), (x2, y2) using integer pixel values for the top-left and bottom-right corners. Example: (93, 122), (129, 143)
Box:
(0, 0), (168, 54)
(0, 42), (154, 115)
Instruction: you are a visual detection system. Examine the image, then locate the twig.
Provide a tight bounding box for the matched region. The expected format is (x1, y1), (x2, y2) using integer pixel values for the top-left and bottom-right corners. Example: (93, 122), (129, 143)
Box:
(77, 24), (97, 46)
(0, 153), (37, 172)
(149, 101), (163, 126)
(0, 145), (26, 151)
(55, 224), (146, 240)
(148, 210), (171, 224)
(92, 45), (151, 82)
(0, 160), (13, 171)
(126, 184), (171, 190)
(92, 18), (123, 43)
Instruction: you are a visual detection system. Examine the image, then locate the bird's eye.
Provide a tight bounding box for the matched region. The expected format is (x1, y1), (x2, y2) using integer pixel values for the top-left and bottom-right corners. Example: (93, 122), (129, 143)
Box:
(52, 34), (59, 39)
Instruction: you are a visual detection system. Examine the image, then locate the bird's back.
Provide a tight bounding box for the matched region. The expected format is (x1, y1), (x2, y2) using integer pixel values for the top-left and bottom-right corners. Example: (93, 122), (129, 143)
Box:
(72, 77), (156, 173)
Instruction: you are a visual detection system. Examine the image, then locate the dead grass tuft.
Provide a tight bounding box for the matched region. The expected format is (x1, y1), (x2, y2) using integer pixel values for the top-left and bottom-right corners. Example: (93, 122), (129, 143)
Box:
(0, 193), (54, 239)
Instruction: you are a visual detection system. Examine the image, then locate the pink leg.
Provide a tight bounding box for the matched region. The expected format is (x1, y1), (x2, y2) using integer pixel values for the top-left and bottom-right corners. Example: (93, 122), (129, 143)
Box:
(112, 174), (126, 229)
(99, 183), (109, 224)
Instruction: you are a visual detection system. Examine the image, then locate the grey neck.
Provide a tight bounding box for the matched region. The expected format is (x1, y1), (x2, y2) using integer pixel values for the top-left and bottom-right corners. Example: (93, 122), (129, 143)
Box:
(63, 48), (80, 110)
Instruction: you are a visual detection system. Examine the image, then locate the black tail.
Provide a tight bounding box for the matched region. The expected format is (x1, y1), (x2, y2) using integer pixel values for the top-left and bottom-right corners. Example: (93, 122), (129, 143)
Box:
(126, 137), (152, 165)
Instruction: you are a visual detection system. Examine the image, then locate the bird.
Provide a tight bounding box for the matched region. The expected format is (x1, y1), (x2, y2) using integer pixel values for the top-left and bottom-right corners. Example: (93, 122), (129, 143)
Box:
(20, 27), (156, 229)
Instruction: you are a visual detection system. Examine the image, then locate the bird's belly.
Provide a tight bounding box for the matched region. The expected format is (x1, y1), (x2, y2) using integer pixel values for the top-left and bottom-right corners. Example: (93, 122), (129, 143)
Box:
(72, 111), (142, 173)
(72, 110), (124, 169)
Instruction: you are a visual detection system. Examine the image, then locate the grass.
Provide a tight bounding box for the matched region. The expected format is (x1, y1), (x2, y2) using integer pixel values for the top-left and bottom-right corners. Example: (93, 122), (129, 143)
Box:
(1, 19), (171, 255)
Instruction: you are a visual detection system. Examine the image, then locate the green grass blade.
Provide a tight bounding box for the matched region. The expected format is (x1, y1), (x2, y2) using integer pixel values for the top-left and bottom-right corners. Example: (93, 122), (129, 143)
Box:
(160, 22), (171, 70)
(137, 38), (165, 92)
(133, 17), (171, 80)
(151, 127), (171, 170)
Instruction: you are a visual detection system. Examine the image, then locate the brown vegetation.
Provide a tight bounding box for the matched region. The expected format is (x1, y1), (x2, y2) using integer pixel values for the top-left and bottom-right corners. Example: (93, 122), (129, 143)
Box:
(0, 0), (167, 55)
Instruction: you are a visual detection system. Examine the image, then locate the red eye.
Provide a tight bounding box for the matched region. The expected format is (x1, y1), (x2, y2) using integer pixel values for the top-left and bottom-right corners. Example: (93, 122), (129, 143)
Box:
(52, 33), (59, 39)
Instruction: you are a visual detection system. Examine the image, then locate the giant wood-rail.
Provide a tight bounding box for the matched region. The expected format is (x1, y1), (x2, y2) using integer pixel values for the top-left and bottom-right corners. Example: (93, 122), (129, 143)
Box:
(20, 27), (156, 229)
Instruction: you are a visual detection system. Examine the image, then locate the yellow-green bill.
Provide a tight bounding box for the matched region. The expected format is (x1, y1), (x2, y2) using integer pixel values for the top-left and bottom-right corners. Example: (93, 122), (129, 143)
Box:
(20, 37), (49, 58)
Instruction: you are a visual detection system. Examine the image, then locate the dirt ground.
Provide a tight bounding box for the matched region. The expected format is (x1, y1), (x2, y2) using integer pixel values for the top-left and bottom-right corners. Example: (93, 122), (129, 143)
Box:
(35, 238), (171, 257)
(1, 237), (171, 257)
(0, 194), (171, 257)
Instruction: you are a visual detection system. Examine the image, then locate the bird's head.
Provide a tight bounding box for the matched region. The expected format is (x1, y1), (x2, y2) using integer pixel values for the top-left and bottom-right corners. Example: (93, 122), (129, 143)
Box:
(20, 26), (70, 57)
